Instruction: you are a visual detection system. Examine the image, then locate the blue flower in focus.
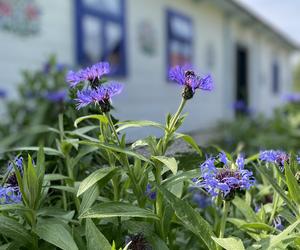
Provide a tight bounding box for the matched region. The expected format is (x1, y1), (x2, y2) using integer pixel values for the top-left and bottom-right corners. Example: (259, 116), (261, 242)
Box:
(145, 184), (156, 200)
(7, 156), (23, 174)
(66, 62), (110, 88)
(44, 90), (68, 103)
(259, 150), (289, 171)
(196, 154), (255, 201)
(0, 186), (22, 205)
(75, 82), (123, 112)
(169, 65), (213, 99)
(219, 152), (228, 165)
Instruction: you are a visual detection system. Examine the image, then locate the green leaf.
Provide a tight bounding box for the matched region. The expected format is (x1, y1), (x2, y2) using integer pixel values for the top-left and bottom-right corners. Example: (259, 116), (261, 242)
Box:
(232, 196), (260, 222)
(4, 147), (63, 157)
(212, 237), (245, 250)
(152, 156), (178, 175)
(285, 163), (300, 205)
(257, 166), (299, 215)
(0, 204), (31, 212)
(175, 133), (202, 156)
(240, 222), (274, 232)
(79, 141), (151, 163)
(36, 219), (78, 250)
(44, 174), (70, 181)
(158, 186), (217, 250)
(116, 120), (164, 133)
(86, 218), (111, 250)
(50, 185), (77, 194)
(77, 167), (117, 197)
(162, 169), (199, 187)
(80, 184), (100, 214)
(267, 219), (300, 249)
(0, 216), (33, 246)
(74, 115), (108, 128)
(79, 202), (159, 220)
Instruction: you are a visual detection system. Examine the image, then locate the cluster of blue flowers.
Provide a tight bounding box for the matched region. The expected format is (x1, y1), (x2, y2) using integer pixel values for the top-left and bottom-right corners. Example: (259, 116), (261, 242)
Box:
(168, 64), (213, 99)
(196, 152), (255, 201)
(145, 184), (156, 200)
(282, 93), (300, 103)
(259, 150), (290, 171)
(66, 62), (123, 112)
(0, 156), (23, 205)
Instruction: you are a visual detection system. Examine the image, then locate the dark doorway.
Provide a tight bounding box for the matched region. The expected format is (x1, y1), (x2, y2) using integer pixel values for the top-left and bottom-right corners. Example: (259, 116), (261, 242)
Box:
(235, 45), (249, 115)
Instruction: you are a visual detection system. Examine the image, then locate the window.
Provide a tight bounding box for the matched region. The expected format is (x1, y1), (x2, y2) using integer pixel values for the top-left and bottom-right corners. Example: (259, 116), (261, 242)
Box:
(166, 10), (193, 70)
(272, 62), (280, 94)
(75, 0), (126, 76)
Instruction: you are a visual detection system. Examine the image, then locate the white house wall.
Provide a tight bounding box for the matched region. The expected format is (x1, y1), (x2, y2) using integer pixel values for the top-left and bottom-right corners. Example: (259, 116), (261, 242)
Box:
(0, 0), (294, 139)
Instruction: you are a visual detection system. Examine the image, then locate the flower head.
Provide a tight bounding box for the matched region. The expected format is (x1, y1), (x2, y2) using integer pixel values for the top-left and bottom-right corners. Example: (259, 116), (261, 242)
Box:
(273, 216), (284, 231)
(259, 150), (289, 171)
(297, 155), (300, 165)
(7, 156), (23, 188)
(169, 65), (213, 99)
(0, 89), (6, 99)
(145, 184), (156, 200)
(66, 62), (110, 88)
(125, 233), (151, 250)
(0, 186), (22, 205)
(196, 154), (255, 201)
(75, 82), (123, 112)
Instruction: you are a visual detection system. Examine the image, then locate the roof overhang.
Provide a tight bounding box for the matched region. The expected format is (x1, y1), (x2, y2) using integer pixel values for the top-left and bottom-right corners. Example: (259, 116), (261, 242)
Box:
(193, 0), (299, 51)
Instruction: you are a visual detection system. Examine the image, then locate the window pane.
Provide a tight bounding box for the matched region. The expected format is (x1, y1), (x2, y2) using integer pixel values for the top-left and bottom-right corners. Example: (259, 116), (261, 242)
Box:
(82, 16), (102, 63)
(83, 0), (121, 16)
(169, 40), (191, 67)
(105, 21), (122, 69)
(170, 15), (192, 39)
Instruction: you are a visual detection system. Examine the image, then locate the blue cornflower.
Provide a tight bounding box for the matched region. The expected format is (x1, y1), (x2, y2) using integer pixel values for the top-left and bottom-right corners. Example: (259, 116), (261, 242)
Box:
(196, 154), (255, 201)
(0, 186), (22, 205)
(259, 150), (289, 171)
(168, 65), (213, 99)
(7, 156), (23, 188)
(44, 90), (68, 103)
(145, 184), (156, 200)
(75, 82), (123, 112)
(219, 152), (228, 165)
(66, 62), (110, 88)
(7, 156), (23, 174)
(273, 216), (284, 231)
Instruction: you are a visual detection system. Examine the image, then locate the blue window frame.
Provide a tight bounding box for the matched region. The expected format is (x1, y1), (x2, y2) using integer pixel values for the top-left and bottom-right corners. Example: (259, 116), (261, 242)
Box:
(166, 9), (193, 72)
(75, 0), (126, 76)
(272, 62), (280, 94)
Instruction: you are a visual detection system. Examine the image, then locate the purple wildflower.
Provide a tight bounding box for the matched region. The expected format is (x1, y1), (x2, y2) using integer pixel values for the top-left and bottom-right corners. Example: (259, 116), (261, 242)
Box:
(274, 216), (284, 231)
(259, 150), (289, 171)
(7, 156), (23, 174)
(75, 82), (123, 112)
(0, 186), (22, 205)
(196, 155), (255, 201)
(145, 184), (156, 200)
(66, 62), (110, 88)
(44, 90), (68, 103)
(282, 93), (300, 103)
(233, 100), (252, 115)
(7, 156), (23, 188)
(168, 64), (213, 99)
(219, 152), (228, 165)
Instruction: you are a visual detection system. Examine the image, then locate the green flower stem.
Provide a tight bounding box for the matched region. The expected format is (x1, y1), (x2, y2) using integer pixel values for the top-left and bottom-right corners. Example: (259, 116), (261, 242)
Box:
(105, 112), (121, 145)
(162, 98), (187, 154)
(105, 112), (144, 206)
(269, 169), (281, 224)
(218, 201), (230, 248)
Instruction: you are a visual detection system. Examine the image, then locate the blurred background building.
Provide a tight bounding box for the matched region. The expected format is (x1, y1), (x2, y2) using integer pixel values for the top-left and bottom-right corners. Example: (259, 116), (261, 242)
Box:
(0, 0), (299, 136)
